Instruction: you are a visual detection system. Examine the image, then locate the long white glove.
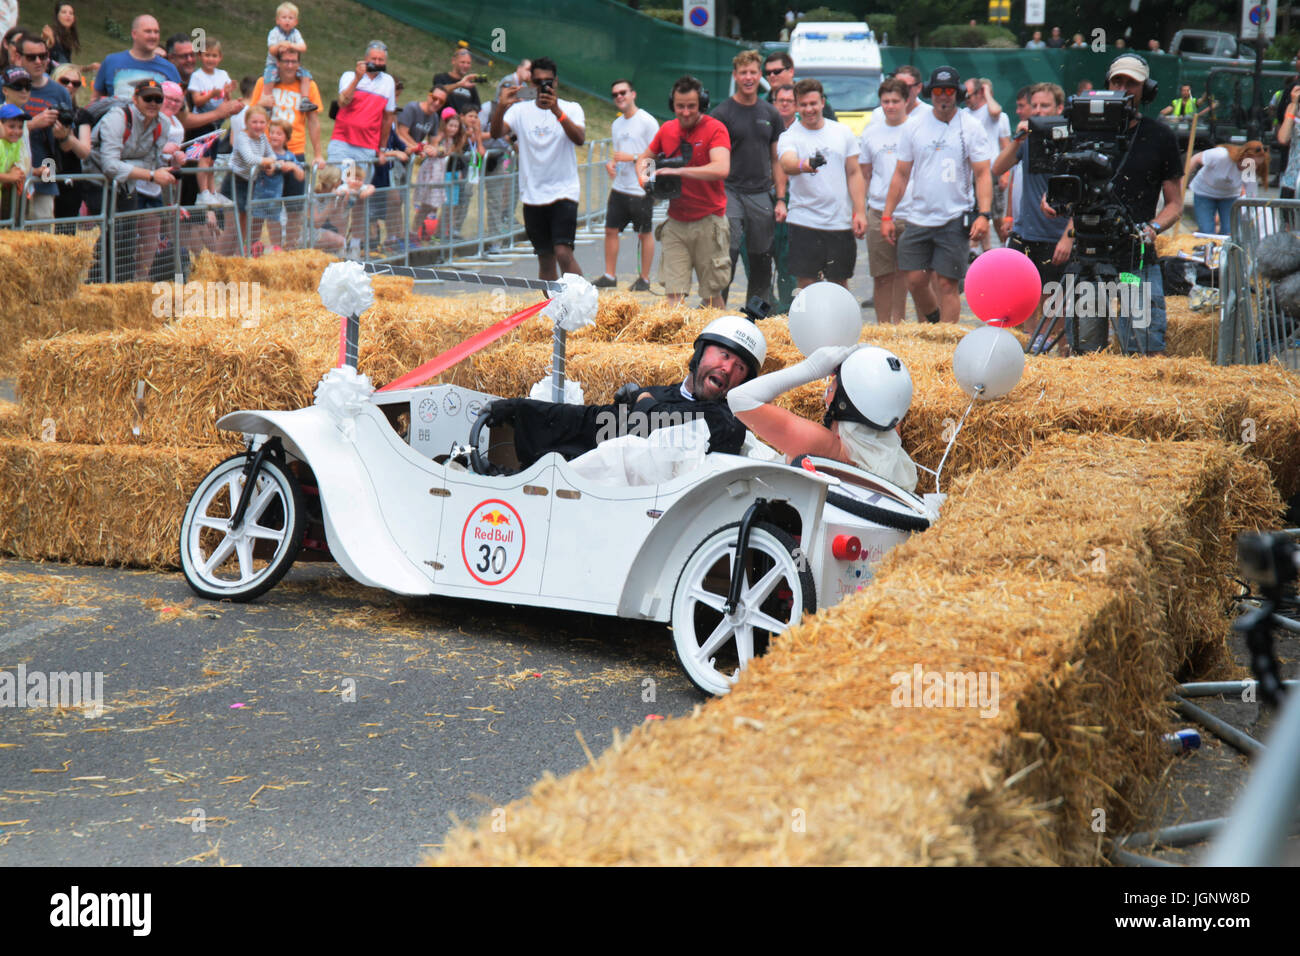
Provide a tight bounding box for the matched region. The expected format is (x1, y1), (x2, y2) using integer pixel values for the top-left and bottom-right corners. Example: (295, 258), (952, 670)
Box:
(727, 344), (861, 414)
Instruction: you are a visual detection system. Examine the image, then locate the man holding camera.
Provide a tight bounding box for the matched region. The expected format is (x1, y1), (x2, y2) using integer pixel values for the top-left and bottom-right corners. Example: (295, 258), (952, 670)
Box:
(1050, 56), (1182, 355)
(328, 41), (397, 183)
(13, 31), (71, 224)
(882, 66), (994, 324)
(492, 56), (585, 281)
(635, 76), (732, 308)
(778, 78), (866, 289)
(434, 48), (484, 116)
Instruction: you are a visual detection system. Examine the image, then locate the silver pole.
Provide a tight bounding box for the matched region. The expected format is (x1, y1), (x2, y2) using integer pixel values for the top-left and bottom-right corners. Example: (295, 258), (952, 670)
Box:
(1205, 689), (1300, 866)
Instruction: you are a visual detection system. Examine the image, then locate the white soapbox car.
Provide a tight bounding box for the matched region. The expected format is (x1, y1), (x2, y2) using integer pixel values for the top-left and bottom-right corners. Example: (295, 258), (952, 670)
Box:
(179, 375), (935, 696)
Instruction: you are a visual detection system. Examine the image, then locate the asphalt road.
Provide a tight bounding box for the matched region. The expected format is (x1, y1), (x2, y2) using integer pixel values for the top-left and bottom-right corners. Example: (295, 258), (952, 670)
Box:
(0, 558), (700, 866)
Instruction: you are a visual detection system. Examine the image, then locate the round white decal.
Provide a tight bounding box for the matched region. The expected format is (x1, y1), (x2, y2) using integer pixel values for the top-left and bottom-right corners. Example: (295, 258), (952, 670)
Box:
(460, 499), (525, 585)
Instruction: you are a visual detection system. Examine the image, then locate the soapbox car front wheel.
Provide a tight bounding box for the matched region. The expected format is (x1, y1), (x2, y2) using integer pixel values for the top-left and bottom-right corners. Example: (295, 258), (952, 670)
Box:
(671, 521), (815, 696)
(180, 454), (307, 601)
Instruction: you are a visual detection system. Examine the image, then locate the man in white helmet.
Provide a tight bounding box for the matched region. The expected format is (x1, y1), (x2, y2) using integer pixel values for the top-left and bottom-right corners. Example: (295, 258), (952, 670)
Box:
(486, 315), (767, 466)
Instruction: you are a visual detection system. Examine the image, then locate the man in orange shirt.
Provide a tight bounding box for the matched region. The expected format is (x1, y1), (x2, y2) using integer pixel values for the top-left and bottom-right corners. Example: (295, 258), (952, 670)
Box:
(251, 47), (323, 246)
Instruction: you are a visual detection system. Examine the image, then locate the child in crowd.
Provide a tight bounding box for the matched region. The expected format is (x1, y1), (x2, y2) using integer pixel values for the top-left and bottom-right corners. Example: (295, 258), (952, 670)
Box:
(412, 107), (464, 239)
(0, 102), (30, 220)
(188, 37), (233, 202)
(264, 2), (315, 113)
(336, 160), (376, 254)
(308, 163), (345, 252)
(250, 118), (303, 251)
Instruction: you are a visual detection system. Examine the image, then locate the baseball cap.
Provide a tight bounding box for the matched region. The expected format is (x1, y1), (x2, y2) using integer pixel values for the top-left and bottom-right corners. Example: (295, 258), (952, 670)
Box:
(1107, 55), (1150, 83)
(927, 66), (961, 91)
(0, 103), (27, 121)
(3, 66), (31, 87)
(133, 77), (163, 95)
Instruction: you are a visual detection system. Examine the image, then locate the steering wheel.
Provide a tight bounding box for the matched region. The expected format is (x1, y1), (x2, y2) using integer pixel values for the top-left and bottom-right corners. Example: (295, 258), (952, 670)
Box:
(468, 406), (492, 475)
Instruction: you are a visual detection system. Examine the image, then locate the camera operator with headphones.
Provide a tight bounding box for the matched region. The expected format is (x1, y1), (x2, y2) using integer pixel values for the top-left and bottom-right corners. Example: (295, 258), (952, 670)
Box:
(1046, 55), (1183, 355)
(635, 76), (732, 308)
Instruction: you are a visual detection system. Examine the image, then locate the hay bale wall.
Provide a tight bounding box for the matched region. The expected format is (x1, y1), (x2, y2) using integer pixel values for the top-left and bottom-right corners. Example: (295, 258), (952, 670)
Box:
(427, 435), (1280, 865)
(0, 440), (225, 568)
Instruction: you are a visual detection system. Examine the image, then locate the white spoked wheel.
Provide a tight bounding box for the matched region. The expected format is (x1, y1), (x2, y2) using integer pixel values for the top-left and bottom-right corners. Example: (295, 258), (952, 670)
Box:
(180, 454), (306, 601)
(671, 521), (816, 696)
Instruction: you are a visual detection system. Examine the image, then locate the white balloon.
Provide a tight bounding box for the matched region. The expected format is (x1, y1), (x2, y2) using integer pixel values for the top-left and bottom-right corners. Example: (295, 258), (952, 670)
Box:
(952, 326), (1025, 400)
(787, 281), (863, 356)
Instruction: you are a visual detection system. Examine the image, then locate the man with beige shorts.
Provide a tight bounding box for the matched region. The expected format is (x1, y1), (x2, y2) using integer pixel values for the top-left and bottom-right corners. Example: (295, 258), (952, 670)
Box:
(637, 76), (732, 307)
(858, 77), (916, 324)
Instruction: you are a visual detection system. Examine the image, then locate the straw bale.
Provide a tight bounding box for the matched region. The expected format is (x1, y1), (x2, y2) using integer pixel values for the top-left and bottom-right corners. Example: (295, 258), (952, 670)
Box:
(17, 329), (313, 447)
(0, 439), (224, 568)
(0, 229), (96, 314)
(1163, 295), (1217, 360)
(1155, 234), (1219, 259)
(899, 352), (1300, 499)
(0, 400), (21, 438)
(427, 435), (1279, 866)
(188, 248), (338, 290)
(0, 283), (171, 376)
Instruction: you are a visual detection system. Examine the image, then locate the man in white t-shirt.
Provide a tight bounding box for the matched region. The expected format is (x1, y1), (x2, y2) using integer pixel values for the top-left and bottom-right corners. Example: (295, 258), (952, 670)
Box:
(965, 77), (1011, 252)
(882, 66), (993, 324)
(858, 77), (916, 323)
(491, 56), (585, 280)
(777, 78), (866, 289)
(893, 65), (932, 121)
(595, 78), (658, 291)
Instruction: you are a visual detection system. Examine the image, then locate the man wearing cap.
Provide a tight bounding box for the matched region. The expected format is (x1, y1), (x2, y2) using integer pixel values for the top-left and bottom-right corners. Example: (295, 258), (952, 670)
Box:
(86, 78), (179, 279)
(1049, 55), (1182, 355)
(881, 66), (994, 324)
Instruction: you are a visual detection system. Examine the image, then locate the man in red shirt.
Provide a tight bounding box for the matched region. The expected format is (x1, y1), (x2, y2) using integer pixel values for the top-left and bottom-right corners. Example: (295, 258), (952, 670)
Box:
(636, 76), (731, 307)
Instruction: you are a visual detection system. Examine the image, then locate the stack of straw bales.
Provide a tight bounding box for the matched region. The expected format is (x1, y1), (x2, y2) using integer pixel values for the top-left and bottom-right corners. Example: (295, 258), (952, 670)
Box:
(0, 231), (175, 374)
(427, 435), (1280, 865)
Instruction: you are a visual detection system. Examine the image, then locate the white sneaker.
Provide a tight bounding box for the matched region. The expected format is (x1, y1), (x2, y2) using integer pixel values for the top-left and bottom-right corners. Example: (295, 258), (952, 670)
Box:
(196, 190), (218, 205)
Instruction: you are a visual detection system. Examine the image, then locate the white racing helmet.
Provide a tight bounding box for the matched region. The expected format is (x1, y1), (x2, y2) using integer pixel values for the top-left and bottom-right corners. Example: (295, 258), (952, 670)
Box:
(826, 346), (913, 430)
(692, 315), (768, 382)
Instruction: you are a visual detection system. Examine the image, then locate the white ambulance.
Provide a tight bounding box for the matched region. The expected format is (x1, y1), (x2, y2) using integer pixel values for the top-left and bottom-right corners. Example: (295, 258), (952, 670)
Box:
(785, 21), (883, 135)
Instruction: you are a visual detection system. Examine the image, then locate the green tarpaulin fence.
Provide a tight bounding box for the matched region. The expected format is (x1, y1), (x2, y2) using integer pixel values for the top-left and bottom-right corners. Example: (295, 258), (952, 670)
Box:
(360, 0), (1288, 130)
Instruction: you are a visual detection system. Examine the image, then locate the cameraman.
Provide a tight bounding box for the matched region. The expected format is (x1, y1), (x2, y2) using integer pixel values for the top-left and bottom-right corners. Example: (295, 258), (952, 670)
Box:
(327, 41), (397, 183)
(635, 76), (732, 308)
(491, 56), (585, 281)
(1049, 56), (1183, 355)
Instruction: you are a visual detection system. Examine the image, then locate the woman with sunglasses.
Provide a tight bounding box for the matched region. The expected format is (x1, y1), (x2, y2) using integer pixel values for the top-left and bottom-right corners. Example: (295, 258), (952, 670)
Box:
(48, 62), (91, 225)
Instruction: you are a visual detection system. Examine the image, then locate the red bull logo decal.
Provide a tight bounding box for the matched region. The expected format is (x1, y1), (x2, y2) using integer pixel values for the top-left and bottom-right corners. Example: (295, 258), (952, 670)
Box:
(461, 499), (525, 584)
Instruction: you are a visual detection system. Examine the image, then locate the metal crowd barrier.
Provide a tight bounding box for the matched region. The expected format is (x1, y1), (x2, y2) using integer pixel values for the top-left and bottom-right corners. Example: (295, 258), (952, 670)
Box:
(6, 138), (616, 279)
(1221, 198), (1300, 370)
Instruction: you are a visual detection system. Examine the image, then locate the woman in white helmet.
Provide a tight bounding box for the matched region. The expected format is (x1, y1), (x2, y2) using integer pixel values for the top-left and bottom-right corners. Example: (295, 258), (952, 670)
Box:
(726, 343), (919, 491)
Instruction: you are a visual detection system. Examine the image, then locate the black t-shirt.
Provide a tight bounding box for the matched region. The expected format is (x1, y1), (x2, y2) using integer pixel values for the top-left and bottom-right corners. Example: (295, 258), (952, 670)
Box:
(1111, 115), (1182, 224)
(711, 97), (782, 194)
(433, 72), (482, 113)
(635, 382), (747, 455)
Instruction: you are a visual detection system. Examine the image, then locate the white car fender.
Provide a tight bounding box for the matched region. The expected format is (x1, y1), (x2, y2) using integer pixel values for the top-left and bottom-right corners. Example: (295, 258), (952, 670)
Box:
(617, 458), (835, 621)
(218, 407), (434, 596)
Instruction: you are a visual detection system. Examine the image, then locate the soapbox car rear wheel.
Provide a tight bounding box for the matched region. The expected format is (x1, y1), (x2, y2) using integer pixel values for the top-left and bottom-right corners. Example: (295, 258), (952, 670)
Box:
(180, 454), (307, 601)
(671, 521), (815, 696)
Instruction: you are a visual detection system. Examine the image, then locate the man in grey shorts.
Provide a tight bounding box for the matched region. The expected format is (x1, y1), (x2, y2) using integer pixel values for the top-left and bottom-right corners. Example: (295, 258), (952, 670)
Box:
(881, 66), (994, 323)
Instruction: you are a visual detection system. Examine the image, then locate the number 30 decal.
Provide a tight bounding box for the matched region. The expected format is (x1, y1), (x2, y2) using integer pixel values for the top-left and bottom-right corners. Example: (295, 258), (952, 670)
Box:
(460, 500), (526, 585)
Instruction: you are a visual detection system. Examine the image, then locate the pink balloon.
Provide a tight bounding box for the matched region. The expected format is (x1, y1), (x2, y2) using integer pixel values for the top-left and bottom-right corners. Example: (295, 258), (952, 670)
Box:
(964, 248), (1042, 327)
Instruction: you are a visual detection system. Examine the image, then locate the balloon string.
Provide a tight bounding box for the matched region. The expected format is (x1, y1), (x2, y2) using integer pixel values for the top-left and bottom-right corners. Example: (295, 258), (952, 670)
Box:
(931, 393), (979, 495)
